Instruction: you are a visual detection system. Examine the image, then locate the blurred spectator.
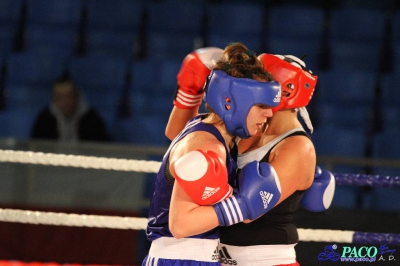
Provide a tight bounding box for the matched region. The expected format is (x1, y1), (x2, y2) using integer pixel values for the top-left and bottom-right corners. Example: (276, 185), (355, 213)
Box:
(30, 76), (111, 143)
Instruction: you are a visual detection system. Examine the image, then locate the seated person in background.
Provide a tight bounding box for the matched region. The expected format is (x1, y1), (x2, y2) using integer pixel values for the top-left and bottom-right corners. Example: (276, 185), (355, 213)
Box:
(30, 76), (111, 143)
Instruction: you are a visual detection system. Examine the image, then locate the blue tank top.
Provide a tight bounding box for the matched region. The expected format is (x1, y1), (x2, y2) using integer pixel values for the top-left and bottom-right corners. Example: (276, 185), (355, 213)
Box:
(146, 115), (238, 241)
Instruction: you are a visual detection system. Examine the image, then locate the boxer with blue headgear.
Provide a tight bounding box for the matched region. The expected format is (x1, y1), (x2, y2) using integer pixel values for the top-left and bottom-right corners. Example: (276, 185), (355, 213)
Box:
(204, 70), (281, 139)
(143, 42), (284, 266)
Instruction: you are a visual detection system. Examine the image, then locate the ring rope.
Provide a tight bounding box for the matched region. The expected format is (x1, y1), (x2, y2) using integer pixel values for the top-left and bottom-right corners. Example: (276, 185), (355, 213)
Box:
(0, 149), (399, 187)
(334, 173), (400, 188)
(0, 149), (161, 173)
(0, 208), (148, 230)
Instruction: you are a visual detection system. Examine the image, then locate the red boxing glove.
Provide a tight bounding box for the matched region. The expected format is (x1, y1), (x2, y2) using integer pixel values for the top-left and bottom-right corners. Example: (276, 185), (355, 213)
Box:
(174, 47), (223, 109)
(172, 149), (233, 205)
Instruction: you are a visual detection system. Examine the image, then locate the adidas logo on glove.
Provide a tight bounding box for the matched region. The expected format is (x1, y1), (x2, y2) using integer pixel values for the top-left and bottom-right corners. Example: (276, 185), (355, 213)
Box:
(202, 186), (220, 200)
(260, 191), (274, 209)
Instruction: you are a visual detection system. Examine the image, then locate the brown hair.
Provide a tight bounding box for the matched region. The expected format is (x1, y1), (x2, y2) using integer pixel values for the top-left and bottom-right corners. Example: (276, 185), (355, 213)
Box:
(214, 42), (273, 81)
(205, 42), (273, 121)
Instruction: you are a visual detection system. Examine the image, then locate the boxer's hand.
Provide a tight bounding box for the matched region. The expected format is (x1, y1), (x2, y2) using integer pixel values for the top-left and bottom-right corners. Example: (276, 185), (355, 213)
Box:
(174, 47), (223, 109)
(172, 149), (233, 205)
(301, 166), (335, 212)
(214, 161), (281, 226)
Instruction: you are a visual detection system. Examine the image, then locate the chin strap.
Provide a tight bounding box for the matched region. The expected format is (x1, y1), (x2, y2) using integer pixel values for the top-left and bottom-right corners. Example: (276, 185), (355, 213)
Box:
(298, 107), (313, 133)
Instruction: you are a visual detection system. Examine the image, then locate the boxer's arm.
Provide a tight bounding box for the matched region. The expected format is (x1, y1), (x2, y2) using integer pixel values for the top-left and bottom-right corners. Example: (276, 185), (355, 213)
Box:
(169, 180), (221, 238)
(169, 160), (281, 237)
(165, 107), (199, 141)
(169, 139), (230, 238)
(268, 136), (316, 203)
(166, 47), (222, 140)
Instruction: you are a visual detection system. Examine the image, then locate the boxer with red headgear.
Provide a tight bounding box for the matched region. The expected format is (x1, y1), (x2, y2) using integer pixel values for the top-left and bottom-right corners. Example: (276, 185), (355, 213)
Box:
(218, 54), (334, 266)
(258, 53), (317, 132)
(164, 50), (334, 266)
(259, 54), (317, 112)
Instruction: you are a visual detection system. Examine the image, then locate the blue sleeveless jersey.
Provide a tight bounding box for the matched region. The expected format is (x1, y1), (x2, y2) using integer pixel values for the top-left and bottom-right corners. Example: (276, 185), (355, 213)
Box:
(146, 115), (237, 241)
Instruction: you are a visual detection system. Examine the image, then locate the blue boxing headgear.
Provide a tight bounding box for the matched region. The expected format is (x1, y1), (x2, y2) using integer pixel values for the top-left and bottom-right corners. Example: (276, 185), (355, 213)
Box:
(204, 70), (281, 139)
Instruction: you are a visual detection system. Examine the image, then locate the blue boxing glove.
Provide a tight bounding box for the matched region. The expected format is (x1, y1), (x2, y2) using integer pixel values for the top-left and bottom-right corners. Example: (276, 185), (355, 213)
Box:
(213, 161), (281, 226)
(301, 166), (336, 212)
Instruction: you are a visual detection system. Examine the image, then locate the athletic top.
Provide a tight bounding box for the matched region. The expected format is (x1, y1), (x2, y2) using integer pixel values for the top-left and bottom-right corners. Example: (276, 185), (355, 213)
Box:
(146, 114), (238, 241)
(220, 128), (310, 246)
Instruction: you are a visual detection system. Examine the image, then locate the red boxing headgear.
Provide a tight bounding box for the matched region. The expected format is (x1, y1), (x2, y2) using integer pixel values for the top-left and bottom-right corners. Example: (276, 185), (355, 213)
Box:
(258, 54), (318, 113)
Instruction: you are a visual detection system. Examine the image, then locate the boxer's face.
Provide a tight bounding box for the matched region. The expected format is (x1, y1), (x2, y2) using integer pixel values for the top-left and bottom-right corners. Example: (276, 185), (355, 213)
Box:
(246, 105), (273, 136)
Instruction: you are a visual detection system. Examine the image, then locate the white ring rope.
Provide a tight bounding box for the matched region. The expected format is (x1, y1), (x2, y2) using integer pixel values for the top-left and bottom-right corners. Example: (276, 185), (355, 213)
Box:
(297, 228), (353, 243)
(0, 149), (161, 173)
(0, 207), (354, 243)
(0, 208), (148, 230)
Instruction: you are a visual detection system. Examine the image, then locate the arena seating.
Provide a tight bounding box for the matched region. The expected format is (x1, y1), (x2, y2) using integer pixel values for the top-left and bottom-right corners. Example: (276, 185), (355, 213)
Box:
(0, 0), (23, 56)
(24, 0), (82, 58)
(266, 4), (326, 70)
(0, 0), (398, 156)
(85, 0), (144, 59)
(205, 1), (265, 52)
(327, 7), (388, 72)
(145, 0), (206, 60)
